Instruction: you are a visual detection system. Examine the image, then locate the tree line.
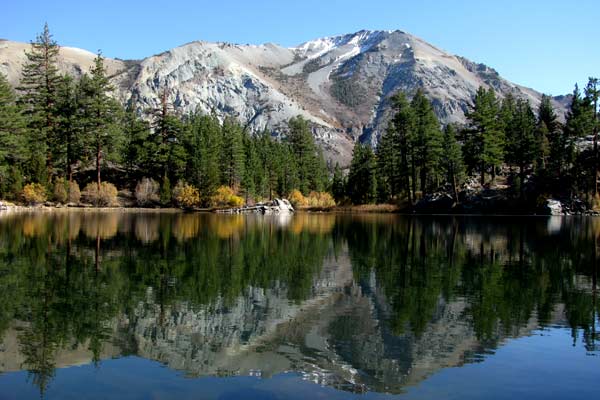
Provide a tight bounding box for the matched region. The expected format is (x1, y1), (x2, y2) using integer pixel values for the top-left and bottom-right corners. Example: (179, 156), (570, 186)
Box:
(337, 81), (600, 208)
(0, 24), (329, 207)
(2, 24), (600, 210)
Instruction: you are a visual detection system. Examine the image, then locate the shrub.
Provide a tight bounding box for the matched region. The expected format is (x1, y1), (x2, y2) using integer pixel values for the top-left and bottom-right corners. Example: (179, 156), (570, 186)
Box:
(82, 182), (119, 207)
(288, 189), (307, 207)
(173, 181), (200, 209)
(21, 183), (47, 205)
(306, 191), (336, 208)
(211, 186), (245, 208)
(68, 181), (81, 204)
(135, 178), (160, 206)
(53, 178), (68, 203)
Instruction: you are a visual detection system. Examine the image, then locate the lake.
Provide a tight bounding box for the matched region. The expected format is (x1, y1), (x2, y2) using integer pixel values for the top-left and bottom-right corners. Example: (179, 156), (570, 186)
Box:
(0, 211), (598, 399)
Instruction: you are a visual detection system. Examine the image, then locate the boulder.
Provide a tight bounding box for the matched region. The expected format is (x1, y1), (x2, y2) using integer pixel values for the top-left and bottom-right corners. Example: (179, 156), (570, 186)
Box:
(544, 199), (564, 216)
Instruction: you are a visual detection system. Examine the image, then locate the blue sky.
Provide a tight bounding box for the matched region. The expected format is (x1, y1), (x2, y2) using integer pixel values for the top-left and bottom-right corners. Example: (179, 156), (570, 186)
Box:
(2, 0), (598, 95)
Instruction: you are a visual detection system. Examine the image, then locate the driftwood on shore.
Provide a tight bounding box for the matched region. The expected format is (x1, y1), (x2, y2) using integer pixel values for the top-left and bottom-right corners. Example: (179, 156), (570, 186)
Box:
(215, 198), (294, 214)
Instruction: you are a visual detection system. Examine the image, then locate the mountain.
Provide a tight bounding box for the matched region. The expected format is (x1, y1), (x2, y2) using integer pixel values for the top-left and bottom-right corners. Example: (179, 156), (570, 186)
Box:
(0, 31), (568, 166)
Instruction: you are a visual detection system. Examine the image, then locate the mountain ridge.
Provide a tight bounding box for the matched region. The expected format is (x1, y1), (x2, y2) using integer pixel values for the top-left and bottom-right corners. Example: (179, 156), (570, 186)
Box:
(0, 29), (568, 166)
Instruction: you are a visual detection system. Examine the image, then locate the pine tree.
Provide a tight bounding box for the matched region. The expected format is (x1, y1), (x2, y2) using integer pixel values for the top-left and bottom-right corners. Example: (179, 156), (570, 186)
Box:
(536, 95), (560, 178)
(411, 89), (444, 195)
(347, 143), (377, 204)
(121, 105), (151, 185)
(18, 23), (62, 184)
(585, 78), (600, 195)
(144, 88), (185, 186)
(184, 112), (221, 200)
(220, 117), (245, 190)
(507, 99), (537, 199)
(331, 163), (345, 203)
(441, 124), (465, 202)
(287, 116), (321, 194)
(79, 52), (122, 187)
(465, 87), (503, 185)
(564, 84), (596, 196)
(241, 133), (260, 202)
(0, 72), (26, 197)
(378, 92), (415, 201)
(55, 75), (84, 182)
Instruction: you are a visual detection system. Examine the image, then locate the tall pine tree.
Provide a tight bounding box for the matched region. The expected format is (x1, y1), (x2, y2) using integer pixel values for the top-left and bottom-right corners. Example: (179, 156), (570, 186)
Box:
(18, 23), (62, 184)
(0, 72), (26, 198)
(79, 52), (122, 187)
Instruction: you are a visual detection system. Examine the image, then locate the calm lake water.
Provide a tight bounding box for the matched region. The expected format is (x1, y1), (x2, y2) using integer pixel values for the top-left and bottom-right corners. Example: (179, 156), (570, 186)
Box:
(0, 211), (598, 400)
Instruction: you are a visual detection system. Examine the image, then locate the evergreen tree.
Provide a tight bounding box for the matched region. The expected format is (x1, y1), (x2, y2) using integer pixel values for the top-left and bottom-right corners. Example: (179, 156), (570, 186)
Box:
(331, 163), (345, 203)
(536, 95), (560, 179)
(411, 89), (444, 195)
(0, 72), (26, 197)
(242, 134), (264, 204)
(441, 124), (465, 202)
(378, 92), (415, 201)
(464, 87), (503, 185)
(347, 143), (377, 204)
(287, 116), (322, 194)
(564, 84), (596, 196)
(184, 113), (221, 200)
(506, 99), (537, 198)
(121, 105), (151, 185)
(254, 130), (289, 199)
(55, 75), (84, 182)
(584, 78), (599, 195)
(79, 52), (122, 187)
(148, 89), (185, 184)
(18, 23), (61, 184)
(220, 117), (245, 189)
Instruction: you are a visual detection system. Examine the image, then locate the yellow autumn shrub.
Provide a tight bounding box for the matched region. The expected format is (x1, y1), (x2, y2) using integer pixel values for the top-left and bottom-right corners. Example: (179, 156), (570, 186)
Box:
(288, 189), (307, 207)
(21, 183), (47, 205)
(174, 182), (200, 209)
(211, 186), (245, 208)
(306, 191), (336, 208)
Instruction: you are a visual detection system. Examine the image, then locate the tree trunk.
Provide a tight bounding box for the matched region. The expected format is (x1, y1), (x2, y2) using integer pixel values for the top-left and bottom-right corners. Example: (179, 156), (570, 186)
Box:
(411, 159), (417, 203)
(519, 164), (525, 200)
(451, 168), (459, 203)
(420, 167), (427, 196)
(480, 161), (485, 186)
(96, 142), (101, 189)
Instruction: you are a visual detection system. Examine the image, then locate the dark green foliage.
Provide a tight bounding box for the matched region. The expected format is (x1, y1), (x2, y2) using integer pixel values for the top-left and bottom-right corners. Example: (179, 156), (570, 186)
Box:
(220, 117), (246, 189)
(0, 72), (26, 197)
(331, 163), (345, 203)
(287, 116), (327, 194)
(121, 106), (151, 184)
(146, 89), (186, 184)
(17, 23), (62, 184)
(183, 113), (222, 199)
(505, 99), (537, 198)
(411, 89), (444, 194)
(536, 95), (559, 176)
(347, 143), (377, 204)
(441, 124), (465, 201)
(330, 75), (365, 107)
(377, 92), (415, 201)
(464, 87), (504, 185)
(78, 53), (123, 187)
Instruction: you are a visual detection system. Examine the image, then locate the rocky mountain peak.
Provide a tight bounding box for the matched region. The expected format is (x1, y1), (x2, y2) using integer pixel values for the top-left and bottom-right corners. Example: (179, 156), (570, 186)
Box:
(0, 30), (568, 166)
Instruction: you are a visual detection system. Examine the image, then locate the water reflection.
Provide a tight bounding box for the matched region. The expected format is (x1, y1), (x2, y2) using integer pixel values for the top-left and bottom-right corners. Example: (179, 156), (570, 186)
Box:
(0, 212), (598, 397)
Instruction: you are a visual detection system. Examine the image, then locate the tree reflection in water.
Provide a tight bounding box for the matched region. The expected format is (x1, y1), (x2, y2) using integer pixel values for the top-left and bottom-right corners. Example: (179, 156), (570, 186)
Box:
(0, 212), (597, 396)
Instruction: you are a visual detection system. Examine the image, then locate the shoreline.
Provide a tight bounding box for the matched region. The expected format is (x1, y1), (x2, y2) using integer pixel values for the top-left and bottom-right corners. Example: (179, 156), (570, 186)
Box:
(1, 203), (596, 217)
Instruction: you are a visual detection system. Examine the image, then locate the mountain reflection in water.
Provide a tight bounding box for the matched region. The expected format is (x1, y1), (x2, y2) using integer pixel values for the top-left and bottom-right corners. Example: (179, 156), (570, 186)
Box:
(0, 211), (598, 398)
